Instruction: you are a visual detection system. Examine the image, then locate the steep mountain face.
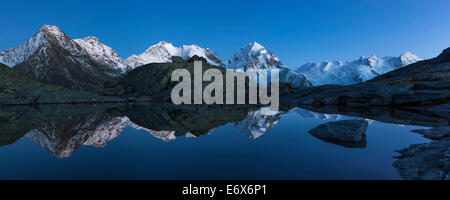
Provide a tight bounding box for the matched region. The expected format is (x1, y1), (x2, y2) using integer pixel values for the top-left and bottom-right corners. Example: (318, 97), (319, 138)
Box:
(296, 52), (423, 86)
(228, 42), (285, 71)
(124, 41), (225, 69)
(1, 25), (124, 91)
(74, 36), (129, 74)
(227, 42), (312, 88)
(0, 28), (46, 67)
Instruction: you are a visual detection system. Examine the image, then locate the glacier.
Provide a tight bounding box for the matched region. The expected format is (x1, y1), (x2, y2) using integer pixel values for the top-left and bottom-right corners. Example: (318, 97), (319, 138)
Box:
(227, 42), (312, 88)
(296, 52), (423, 86)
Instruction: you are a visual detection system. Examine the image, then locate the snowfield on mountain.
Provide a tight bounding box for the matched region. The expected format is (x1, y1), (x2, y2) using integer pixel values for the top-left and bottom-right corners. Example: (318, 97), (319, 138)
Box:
(296, 52), (422, 86)
(227, 42), (312, 88)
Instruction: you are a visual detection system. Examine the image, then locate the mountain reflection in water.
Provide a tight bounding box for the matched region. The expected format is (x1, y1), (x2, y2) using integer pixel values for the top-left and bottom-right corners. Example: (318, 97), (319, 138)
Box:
(0, 103), (448, 180)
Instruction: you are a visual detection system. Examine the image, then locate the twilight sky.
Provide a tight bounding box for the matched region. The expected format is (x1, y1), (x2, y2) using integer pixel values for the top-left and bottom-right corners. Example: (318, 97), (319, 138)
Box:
(1, 0), (449, 68)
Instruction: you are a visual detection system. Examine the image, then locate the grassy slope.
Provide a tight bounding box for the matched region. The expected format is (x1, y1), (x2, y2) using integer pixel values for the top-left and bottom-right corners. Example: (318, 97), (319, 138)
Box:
(0, 63), (118, 105)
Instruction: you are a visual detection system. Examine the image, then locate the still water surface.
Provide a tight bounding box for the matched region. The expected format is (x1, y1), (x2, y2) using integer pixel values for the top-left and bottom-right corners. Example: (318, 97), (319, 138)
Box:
(0, 104), (431, 179)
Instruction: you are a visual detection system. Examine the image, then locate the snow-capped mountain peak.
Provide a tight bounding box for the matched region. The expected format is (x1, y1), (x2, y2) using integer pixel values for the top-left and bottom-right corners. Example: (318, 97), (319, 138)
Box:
(147, 41), (180, 55)
(74, 36), (128, 73)
(296, 52), (423, 86)
(124, 41), (180, 69)
(124, 41), (225, 69)
(367, 54), (380, 67)
(42, 25), (63, 35)
(181, 44), (207, 58)
(181, 44), (225, 67)
(0, 25), (131, 90)
(40, 25), (81, 53)
(1, 25), (127, 74)
(226, 42), (311, 88)
(0, 25), (87, 67)
(228, 42), (285, 71)
(0, 26), (49, 67)
(41, 25), (68, 41)
(400, 51), (422, 65)
(249, 42), (267, 55)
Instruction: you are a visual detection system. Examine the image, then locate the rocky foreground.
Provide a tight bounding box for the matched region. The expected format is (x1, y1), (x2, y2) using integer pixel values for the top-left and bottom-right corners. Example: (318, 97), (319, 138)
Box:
(394, 136), (450, 180)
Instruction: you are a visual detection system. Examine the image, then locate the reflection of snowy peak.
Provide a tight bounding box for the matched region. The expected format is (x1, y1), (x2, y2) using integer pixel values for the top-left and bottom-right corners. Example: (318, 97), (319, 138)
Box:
(128, 123), (176, 142)
(24, 115), (130, 158)
(124, 41), (225, 69)
(291, 108), (358, 121)
(233, 107), (286, 139)
(23, 113), (185, 158)
(82, 116), (130, 147)
(296, 52), (423, 86)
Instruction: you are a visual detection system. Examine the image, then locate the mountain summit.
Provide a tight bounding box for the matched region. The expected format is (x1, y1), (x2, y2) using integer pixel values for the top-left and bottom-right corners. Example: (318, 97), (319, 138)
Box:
(0, 25), (126, 91)
(228, 42), (286, 71)
(227, 42), (312, 88)
(124, 41), (225, 69)
(0, 25), (65, 67)
(74, 36), (129, 73)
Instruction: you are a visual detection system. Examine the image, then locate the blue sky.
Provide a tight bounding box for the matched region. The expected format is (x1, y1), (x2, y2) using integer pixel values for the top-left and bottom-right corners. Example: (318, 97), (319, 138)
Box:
(1, 0), (449, 68)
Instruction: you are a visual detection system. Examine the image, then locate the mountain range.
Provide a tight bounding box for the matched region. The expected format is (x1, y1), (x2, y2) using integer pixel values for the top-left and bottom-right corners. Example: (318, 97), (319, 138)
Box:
(0, 25), (227, 91)
(296, 52), (423, 85)
(284, 47), (450, 120)
(0, 25), (422, 92)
